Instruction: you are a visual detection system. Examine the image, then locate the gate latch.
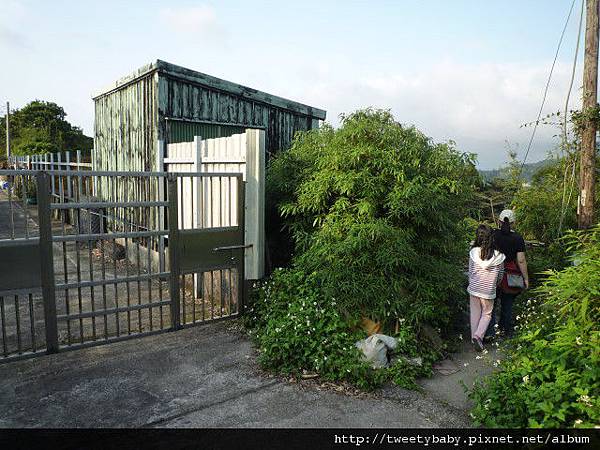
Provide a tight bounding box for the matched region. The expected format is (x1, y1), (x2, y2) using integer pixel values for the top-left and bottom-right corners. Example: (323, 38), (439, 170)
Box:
(212, 244), (253, 252)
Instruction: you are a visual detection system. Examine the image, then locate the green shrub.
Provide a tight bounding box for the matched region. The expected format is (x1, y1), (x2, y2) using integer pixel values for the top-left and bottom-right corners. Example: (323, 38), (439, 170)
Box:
(245, 268), (385, 390)
(249, 109), (477, 389)
(470, 226), (600, 428)
(245, 268), (440, 390)
(268, 109), (478, 327)
(15, 140), (59, 155)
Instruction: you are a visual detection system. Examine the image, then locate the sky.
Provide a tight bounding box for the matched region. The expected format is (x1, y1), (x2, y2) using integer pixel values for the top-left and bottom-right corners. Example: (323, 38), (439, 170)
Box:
(0, 0), (589, 169)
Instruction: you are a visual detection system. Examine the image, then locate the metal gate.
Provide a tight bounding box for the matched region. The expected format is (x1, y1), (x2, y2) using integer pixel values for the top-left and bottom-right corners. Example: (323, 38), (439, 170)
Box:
(0, 169), (245, 363)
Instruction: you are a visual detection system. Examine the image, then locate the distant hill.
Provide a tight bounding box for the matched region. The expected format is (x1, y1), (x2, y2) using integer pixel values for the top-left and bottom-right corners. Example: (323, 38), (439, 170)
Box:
(479, 159), (552, 183)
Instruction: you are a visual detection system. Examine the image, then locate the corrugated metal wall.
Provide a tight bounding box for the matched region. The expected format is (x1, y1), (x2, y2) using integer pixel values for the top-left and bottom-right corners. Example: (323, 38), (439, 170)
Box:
(157, 75), (317, 156)
(94, 73), (158, 172)
(166, 120), (245, 143)
(93, 73), (159, 231)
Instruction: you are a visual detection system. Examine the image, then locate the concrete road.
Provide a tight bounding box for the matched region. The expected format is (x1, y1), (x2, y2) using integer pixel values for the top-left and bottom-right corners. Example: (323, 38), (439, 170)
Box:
(0, 321), (479, 428)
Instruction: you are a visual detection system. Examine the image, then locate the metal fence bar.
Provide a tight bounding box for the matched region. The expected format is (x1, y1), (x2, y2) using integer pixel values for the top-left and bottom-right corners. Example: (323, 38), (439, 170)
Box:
(36, 172), (59, 354)
(124, 182), (132, 335)
(0, 169), (242, 178)
(53, 230), (168, 242)
(28, 293), (36, 352)
(8, 177), (14, 240)
(50, 200), (169, 210)
(168, 176), (181, 331)
(57, 300), (170, 322)
(0, 296), (6, 356)
(74, 192), (86, 343)
(238, 179), (246, 313)
(100, 235), (108, 340)
(14, 295), (21, 354)
(87, 198), (100, 340)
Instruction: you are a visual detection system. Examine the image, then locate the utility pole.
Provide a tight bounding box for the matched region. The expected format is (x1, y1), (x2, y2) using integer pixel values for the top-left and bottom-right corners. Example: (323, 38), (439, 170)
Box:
(579, 0), (599, 229)
(5, 102), (10, 159)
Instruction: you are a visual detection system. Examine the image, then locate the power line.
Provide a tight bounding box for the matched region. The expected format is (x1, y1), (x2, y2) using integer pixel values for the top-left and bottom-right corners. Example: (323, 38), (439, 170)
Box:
(557, 0), (585, 237)
(563, 0), (585, 142)
(519, 0), (578, 175)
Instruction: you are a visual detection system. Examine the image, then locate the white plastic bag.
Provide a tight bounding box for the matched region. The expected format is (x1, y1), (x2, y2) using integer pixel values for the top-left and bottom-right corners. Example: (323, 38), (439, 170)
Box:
(355, 334), (398, 368)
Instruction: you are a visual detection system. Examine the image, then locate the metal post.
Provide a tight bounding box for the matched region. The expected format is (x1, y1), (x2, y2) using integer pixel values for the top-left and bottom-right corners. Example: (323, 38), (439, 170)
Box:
(167, 175), (181, 330)
(37, 172), (59, 353)
(237, 178), (246, 313)
(5, 102), (10, 159)
(156, 140), (165, 272)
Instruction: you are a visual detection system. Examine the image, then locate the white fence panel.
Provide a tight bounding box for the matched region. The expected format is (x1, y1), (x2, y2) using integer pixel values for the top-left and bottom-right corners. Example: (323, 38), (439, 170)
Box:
(164, 129), (265, 280)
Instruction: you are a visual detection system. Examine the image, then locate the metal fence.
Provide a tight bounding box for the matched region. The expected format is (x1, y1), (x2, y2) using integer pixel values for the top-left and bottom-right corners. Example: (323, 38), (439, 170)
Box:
(11, 150), (93, 171)
(0, 169), (245, 363)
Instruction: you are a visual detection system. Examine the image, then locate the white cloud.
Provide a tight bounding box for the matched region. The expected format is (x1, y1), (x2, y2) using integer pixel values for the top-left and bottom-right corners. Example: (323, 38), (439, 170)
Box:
(159, 5), (224, 41)
(267, 58), (582, 168)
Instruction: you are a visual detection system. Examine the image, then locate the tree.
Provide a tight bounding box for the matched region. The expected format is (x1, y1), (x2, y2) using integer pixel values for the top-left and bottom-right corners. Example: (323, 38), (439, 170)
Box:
(0, 100), (92, 156)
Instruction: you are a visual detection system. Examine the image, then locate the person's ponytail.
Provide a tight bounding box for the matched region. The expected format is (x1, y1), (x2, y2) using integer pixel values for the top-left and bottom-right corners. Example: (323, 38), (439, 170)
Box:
(501, 217), (511, 234)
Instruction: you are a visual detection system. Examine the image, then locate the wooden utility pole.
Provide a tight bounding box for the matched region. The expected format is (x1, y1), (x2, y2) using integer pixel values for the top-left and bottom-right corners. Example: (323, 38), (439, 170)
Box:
(5, 102), (10, 159)
(579, 0), (599, 228)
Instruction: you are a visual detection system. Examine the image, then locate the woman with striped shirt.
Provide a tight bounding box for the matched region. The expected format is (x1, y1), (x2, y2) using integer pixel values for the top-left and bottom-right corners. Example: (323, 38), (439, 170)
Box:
(467, 224), (505, 351)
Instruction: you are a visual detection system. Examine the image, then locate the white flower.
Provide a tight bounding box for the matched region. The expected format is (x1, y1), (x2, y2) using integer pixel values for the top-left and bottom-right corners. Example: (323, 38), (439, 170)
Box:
(458, 334), (463, 341)
(576, 336), (583, 346)
(463, 362), (469, 367)
(482, 349), (489, 355)
(578, 394), (592, 407)
(475, 355), (483, 360)
(522, 375), (529, 384)
(575, 419), (583, 425)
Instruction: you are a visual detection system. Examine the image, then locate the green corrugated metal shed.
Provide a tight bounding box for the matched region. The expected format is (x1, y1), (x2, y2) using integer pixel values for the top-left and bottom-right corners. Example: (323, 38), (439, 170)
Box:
(92, 60), (326, 173)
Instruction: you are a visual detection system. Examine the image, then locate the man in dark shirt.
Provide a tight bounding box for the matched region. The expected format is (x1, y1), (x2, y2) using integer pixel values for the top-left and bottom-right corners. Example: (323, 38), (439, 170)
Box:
(485, 209), (529, 339)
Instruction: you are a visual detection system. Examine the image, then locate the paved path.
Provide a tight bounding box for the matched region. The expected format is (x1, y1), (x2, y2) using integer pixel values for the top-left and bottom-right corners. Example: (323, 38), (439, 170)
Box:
(0, 321), (498, 428)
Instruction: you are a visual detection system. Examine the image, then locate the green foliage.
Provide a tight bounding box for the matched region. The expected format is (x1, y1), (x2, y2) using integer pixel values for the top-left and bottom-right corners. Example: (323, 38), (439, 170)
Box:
(0, 100), (92, 156)
(512, 156), (578, 244)
(245, 268), (387, 390)
(245, 268), (439, 390)
(250, 109), (477, 390)
(470, 226), (600, 428)
(15, 141), (60, 155)
(268, 109), (478, 325)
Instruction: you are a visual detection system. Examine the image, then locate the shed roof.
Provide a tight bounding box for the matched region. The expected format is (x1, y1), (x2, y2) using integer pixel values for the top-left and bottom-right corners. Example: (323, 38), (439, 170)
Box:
(93, 60), (326, 120)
